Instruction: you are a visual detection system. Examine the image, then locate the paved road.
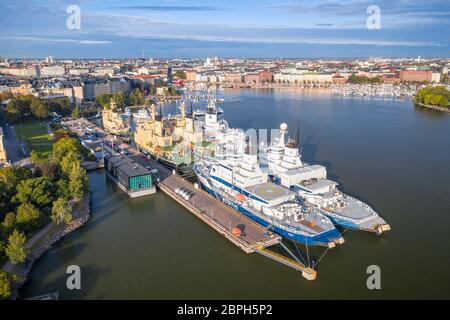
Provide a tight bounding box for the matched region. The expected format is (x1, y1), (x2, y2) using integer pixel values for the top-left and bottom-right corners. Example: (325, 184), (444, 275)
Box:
(2, 124), (30, 165)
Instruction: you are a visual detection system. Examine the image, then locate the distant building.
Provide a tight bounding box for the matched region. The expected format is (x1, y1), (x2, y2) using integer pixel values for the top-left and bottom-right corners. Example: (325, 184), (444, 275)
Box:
(185, 69), (197, 82)
(167, 64), (173, 85)
(399, 70), (432, 82)
(82, 78), (130, 100)
(68, 68), (90, 76)
(92, 67), (116, 77)
(431, 72), (441, 83)
(244, 73), (260, 84)
(381, 76), (401, 84)
(332, 73), (347, 84)
(0, 65), (39, 77)
(40, 65), (66, 77)
(224, 73), (242, 83)
(258, 70), (273, 83)
(10, 80), (34, 96)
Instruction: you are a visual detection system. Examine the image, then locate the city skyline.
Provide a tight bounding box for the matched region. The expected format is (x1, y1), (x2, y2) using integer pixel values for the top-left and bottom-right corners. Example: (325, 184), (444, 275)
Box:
(0, 0), (450, 59)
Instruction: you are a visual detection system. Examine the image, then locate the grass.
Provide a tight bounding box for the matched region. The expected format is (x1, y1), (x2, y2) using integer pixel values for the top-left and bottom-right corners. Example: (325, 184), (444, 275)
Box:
(15, 120), (54, 156)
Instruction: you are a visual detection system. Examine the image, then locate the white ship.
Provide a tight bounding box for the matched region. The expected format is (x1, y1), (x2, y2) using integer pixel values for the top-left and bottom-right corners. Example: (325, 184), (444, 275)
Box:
(194, 134), (344, 247)
(262, 123), (391, 235)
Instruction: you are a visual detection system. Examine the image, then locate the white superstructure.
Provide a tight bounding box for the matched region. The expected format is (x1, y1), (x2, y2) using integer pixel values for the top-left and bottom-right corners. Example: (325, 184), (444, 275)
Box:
(263, 123), (390, 234)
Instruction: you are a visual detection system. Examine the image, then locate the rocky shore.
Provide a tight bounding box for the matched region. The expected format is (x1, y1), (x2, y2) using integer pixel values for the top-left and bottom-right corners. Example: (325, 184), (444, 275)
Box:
(8, 193), (91, 300)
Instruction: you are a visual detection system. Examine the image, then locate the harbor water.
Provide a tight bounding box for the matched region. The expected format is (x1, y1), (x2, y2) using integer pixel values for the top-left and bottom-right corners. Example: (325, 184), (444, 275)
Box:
(22, 89), (450, 299)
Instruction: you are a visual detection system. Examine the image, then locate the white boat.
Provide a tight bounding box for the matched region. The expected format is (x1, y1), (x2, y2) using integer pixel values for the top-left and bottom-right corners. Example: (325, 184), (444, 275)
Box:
(262, 123), (391, 235)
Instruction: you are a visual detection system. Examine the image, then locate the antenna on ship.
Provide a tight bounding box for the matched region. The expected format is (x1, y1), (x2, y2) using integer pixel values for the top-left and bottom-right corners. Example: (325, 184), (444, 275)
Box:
(295, 120), (300, 148)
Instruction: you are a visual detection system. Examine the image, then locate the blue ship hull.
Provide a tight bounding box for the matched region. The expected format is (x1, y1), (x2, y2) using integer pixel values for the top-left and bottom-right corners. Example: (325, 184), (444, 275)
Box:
(201, 182), (340, 246)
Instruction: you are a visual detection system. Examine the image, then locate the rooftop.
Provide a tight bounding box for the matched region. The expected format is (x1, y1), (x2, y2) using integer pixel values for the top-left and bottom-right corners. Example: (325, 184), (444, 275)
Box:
(108, 155), (150, 177)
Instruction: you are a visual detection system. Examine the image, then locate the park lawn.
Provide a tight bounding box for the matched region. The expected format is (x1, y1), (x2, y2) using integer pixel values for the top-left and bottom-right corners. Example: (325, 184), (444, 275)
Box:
(15, 120), (54, 156)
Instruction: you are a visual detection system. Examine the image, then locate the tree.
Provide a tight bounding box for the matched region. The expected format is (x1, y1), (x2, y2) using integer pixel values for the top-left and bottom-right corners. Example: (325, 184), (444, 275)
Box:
(174, 71), (186, 79)
(0, 167), (32, 215)
(69, 161), (88, 199)
(1, 212), (16, 234)
(52, 137), (81, 163)
(51, 198), (73, 225)
(34, 161), (61, 181)
(14, 177), (55, 208)
(30, 150), (48, 164)
(0, 270), (16, 300)
(60, 151), (79, 178)
(5, 230), (28, 264)
(15, 203), (43, 231)
(71, 105), (81, 119)
(96, 93), (113, 109)
(113, 92), (126, 109)
(56, 179), (71, 200)
(30, 99), (49, 119)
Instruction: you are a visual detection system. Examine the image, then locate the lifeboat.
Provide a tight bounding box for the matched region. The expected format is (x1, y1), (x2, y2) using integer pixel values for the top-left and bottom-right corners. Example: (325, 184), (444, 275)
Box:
(236, 193), (246, 202)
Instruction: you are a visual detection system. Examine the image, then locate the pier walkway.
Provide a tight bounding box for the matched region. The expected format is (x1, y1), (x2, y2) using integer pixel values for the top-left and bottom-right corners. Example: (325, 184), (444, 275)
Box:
(158, 173), (317, 280)
(159, 174), (280, 253)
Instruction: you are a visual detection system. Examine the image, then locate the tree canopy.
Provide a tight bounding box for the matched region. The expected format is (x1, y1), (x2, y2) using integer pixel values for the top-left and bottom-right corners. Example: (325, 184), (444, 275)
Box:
(415, 86), (450, 108)
(5, 230), (28, 265)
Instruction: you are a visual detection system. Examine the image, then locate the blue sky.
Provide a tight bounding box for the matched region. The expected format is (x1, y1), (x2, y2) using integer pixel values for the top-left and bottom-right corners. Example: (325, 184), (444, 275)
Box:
(0, 0), (449, 58)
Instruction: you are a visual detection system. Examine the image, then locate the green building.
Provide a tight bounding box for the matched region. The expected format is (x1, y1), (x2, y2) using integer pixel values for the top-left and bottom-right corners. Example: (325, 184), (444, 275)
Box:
(105, 155), (156, 197)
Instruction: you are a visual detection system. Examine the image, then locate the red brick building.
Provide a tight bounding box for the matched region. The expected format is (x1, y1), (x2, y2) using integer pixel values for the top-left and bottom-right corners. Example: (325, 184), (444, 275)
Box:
(225, 73), (243, 83)
(258, 70), (273, 83)
(399, 70), (432, 82)
(244, 73), (260, 84)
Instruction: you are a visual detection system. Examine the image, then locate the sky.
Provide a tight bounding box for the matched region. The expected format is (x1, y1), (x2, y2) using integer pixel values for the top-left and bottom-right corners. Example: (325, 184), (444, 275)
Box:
(0, 0), (449, 59)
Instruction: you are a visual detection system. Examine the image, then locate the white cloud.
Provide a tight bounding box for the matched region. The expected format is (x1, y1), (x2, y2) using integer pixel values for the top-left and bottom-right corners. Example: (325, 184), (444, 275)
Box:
(0, 36), (111, 45)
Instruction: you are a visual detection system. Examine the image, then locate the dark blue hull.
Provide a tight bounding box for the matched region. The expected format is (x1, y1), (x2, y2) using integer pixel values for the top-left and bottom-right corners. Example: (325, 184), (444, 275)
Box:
(201, 183), (340, 246)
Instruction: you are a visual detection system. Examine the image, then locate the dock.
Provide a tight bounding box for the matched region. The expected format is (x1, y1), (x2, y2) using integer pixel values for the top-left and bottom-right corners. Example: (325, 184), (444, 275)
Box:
(62, 118), (319, 280)
(158, 173), (317, 280)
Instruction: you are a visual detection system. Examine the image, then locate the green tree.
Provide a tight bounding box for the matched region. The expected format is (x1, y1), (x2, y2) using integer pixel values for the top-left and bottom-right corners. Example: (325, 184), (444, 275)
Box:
(174, 71), (186, 79)
(1, 212), (16, 234)
(51, 198), (73, 225)
(30, 99), (49, 119)
(14, 177), (55, 208)
(15, 203), (43, 231)
(52, 137), (81, 163)
(0, 167), (32, 215)
(60, 151), (79, 178)
(34, 161), (61, 181)
(30, 150), (49, 164)
(113, 92), (126, 109)
(69, 161), (88, 199)
(5, 230), (28, 264)
(0, 270), (16, 300)
(56, 179), (71, 200)
(96, 93), (113, 109)
(71, 105), (81, 119)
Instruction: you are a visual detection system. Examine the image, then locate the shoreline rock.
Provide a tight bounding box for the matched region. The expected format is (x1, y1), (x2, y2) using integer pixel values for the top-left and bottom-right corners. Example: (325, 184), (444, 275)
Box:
(9, 193), (91, 300)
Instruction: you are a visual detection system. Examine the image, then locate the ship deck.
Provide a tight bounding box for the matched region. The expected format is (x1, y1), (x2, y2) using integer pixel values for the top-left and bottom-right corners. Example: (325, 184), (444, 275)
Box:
(245, 182), (292, 202)
(333, 199), (373, 219)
